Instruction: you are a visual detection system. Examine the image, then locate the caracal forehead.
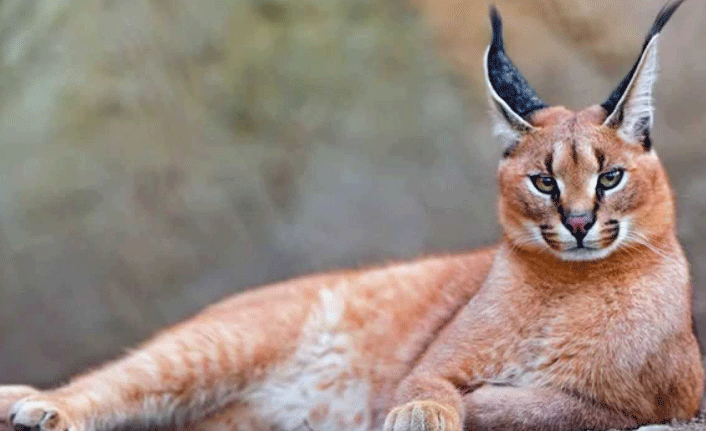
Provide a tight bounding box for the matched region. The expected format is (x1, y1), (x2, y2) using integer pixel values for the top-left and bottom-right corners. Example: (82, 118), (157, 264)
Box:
(514, 106), (626, 171)
(530, 106), (606, 128)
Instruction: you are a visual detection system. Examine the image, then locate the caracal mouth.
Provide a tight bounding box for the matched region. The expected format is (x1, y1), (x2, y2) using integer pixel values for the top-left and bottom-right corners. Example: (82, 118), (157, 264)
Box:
(529, 219), (629, 261)
(556, 246), (614, 261)
(552, 230), (626, 262)
(535, 218), (629, 262)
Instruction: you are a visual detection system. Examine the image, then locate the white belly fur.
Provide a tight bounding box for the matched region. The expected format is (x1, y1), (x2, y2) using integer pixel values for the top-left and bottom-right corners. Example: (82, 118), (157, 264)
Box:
(245, 286), (372, 431)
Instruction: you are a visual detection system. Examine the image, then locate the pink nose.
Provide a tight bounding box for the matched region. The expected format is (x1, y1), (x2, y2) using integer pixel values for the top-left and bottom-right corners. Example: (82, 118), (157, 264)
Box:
(565, 213), (594, 236)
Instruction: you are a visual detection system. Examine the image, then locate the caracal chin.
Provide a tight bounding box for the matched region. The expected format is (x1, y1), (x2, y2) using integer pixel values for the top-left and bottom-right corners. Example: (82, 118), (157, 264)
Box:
(1, 1), (702, 430)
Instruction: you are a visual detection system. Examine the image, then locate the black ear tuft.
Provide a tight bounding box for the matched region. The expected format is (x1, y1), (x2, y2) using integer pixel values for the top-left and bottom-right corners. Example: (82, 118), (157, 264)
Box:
(650, 0), (687, 38)
(601, 0), (686, 118)
(485, 6), (546, 123)
(490, 5), (504, 51)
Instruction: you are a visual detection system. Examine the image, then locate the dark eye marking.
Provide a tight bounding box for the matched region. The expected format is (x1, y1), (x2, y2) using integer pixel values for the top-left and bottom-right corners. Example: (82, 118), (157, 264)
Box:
(544, 153), (554, 176)
(594, 148), (605, 172)
(570, 141), (578, 165)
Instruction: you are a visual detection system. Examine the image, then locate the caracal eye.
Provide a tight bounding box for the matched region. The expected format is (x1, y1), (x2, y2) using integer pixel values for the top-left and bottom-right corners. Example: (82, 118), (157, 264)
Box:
(530, 175), (557, 194)
(597, 169), (624, 190)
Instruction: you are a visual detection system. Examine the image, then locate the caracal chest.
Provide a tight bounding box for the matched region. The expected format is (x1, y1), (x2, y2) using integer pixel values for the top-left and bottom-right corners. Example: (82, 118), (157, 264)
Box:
(473, 279), (667, 389)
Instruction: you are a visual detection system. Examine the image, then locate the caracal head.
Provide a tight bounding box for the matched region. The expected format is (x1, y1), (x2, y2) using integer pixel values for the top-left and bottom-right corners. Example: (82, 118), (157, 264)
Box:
(484, 1), (685, 262)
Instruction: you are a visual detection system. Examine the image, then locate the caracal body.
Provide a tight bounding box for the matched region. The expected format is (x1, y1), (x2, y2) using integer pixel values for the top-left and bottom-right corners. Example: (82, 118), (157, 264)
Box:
(1, 1), (702, 430)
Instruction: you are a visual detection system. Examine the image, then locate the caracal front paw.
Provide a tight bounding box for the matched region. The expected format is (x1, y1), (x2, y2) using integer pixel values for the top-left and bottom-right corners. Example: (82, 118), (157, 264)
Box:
(0, 385), (40, 428)
(383, 400), (461, 431)
(9, 397), (77, 431)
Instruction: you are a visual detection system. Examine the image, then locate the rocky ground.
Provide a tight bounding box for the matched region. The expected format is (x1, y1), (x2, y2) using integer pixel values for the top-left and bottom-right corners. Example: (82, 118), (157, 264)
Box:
(0, 416), (705, 431)
(636, 416), (706, 431)
(1, 417), (705, 431)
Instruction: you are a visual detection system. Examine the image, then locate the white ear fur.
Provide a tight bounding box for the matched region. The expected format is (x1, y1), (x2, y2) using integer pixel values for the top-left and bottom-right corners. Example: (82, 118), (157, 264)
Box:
(489, 103), (522, 146)
(603, 36), (659, 145)
(483, 45), (534, 149)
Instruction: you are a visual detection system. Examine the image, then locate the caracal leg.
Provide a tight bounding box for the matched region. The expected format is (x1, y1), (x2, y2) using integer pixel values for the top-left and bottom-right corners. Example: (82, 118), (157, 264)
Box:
(463, 385), (637, 431)
(0, 281), (326, 431)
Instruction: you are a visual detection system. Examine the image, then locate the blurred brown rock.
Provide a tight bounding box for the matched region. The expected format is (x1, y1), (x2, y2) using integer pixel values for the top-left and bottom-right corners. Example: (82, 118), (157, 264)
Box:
(0, 0), (705, 402)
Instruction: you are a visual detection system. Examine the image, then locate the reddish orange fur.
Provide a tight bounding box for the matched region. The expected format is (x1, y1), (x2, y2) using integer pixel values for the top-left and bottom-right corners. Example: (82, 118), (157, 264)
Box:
(385, 105), (702, 431)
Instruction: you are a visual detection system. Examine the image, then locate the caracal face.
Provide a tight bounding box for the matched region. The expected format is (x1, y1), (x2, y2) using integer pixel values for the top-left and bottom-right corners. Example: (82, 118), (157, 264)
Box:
(497, 107), (672, 262)
(484, 0), (678, 263)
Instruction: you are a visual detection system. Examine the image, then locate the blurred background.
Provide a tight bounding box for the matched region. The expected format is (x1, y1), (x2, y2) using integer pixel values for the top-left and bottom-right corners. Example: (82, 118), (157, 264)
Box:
(0, 0), (705, 388)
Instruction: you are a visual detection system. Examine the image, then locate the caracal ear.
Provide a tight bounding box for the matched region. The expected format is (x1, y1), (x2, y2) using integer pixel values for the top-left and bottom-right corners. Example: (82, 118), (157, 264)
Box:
(601, 0), (686, 150)
(484, 5), (547, 154)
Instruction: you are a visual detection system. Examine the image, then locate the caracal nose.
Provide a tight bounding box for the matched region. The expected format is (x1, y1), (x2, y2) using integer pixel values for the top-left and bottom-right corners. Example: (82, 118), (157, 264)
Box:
(565, 212), (595, 237)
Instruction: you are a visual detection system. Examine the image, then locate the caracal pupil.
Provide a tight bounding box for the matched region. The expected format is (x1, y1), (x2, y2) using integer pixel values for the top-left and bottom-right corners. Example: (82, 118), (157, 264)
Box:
(0, 1), (702, 430)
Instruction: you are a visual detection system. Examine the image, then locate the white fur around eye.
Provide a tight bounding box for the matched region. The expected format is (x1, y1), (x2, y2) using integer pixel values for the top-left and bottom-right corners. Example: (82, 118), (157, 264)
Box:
(587, 174), (598, 196)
